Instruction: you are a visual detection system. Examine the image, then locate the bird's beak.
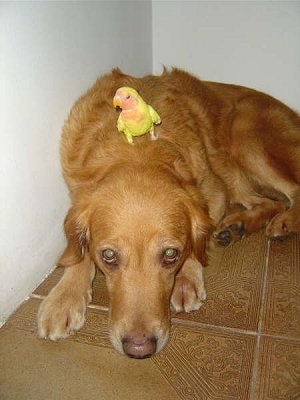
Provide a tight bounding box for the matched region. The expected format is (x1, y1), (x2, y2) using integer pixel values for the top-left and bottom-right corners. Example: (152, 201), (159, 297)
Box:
(113, 96), (121, 108)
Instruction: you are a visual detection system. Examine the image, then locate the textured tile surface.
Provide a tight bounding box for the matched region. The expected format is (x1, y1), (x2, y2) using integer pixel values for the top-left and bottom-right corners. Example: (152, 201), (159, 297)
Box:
(153, 323), (256, 400)
(255, 336), (300, 400)
(174, 232), (268, 331)
(262, 235), (300, 339)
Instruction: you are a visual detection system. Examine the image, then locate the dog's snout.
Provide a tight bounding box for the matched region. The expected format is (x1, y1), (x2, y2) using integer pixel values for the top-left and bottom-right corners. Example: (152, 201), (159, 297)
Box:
(122, 333), (157, 359)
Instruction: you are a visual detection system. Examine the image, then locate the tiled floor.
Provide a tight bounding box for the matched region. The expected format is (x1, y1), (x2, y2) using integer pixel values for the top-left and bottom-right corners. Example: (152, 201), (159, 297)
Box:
(1, 232), (300, 400)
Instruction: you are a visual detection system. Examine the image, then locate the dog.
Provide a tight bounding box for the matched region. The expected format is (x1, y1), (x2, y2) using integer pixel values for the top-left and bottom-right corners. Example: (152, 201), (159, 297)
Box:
(37, 68), (300, 358)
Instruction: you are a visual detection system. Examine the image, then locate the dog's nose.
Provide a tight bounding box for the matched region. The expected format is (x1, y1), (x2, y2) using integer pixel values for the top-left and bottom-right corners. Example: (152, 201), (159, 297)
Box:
(122, 333), (157, 359)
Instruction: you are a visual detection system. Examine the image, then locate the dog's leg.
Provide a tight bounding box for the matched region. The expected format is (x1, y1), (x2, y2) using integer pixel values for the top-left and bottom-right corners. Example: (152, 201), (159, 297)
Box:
(171, 258), (206, 313)
(213, 197), (286, 247)
(37, 254), (95, 340)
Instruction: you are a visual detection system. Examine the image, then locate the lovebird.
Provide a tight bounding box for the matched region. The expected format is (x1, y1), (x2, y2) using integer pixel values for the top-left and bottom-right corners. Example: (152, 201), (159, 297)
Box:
(113, 87), (161, 144)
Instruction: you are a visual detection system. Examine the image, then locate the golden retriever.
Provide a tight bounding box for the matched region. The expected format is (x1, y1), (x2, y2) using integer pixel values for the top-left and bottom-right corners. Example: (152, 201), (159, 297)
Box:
(38, 68), (300, 358)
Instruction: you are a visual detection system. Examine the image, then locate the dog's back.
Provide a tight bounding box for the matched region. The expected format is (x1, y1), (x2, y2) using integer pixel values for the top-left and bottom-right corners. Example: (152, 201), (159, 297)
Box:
(61, 68), (300, 242)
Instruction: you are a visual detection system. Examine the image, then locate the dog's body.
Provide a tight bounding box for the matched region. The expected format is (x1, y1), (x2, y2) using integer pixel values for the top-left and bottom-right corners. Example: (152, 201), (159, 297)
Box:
(38, 69), (300, 358)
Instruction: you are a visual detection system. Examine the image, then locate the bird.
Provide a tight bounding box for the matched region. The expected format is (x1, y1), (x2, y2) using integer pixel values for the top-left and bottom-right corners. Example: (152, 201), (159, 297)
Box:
(113, 86), (161, 144)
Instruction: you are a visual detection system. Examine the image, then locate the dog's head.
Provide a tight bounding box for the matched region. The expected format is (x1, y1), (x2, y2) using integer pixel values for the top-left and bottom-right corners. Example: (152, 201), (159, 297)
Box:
(58, 163), (211, 358)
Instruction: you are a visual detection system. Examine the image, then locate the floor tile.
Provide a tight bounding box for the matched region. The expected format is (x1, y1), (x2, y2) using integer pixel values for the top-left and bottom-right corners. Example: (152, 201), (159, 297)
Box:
(255, 336), (300, 400)
(154, 323), (256, 400)
(174, 232), (268, 331)
(262, 235), (300, 339)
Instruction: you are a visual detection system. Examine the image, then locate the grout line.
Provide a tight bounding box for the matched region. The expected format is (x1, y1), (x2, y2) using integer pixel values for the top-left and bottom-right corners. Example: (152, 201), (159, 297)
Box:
(249, 237), (271, 400)
(258, 332), (300, 343)
(171, 317), (258, 336)
(31, 294), (110, 313)
(257, 238), (271, 333)
(87, 304), (109, 312)
(172, 317), (300, 342)
(249, 335), (261, 400)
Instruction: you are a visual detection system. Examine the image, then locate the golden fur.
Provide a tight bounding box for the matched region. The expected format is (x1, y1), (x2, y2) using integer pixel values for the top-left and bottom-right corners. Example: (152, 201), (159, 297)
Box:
(38, 68), (300, 358)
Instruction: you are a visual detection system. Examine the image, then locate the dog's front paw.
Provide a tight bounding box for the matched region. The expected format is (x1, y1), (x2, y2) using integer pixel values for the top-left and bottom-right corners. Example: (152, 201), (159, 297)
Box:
(171, 275), (206, 313)
(37, 286), (91, 341)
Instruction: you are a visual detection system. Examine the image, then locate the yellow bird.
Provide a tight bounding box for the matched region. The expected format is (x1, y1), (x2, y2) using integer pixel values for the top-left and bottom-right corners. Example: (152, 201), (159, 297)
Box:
(113, 87), (161, 144)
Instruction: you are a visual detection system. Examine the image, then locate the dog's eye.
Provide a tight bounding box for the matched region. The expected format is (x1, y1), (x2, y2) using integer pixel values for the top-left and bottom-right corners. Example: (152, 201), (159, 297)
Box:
(162, 248), (180, 266)
(102, 249), (118, 265)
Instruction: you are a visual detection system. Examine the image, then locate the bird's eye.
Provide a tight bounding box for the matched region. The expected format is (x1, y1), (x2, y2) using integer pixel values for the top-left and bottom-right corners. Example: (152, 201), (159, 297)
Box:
(125, 95), (131, 99)
(162, 248), (180, 266)
(102, 249), (118, 266)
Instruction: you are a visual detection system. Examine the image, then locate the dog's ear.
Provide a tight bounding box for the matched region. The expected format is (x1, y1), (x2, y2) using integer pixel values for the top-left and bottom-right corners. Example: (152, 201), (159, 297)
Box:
(57, 206), (89, 267)
(186, 198), (212, 266)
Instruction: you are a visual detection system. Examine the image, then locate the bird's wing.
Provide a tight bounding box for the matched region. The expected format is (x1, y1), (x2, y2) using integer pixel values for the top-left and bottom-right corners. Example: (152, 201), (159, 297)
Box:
(117, 115), (126, 132)
(148, 105), (161, 124)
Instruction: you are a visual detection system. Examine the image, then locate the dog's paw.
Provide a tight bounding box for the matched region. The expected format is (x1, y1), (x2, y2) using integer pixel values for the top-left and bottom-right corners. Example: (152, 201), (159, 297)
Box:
(213, 222), (245, 247)
(37, 286), (91, 341)
(171, 275), (206, 313)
